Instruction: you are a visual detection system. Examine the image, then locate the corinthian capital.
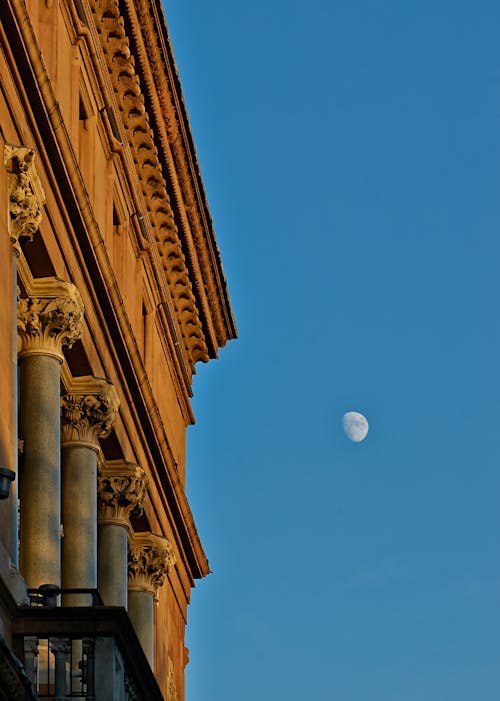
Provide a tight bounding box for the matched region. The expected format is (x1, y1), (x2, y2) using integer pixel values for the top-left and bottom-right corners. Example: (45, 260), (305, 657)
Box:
(128, 532), (176, 597)
(98, 460), (148, 528)
(5, 145), (46, 253)
(61, 376), (119, 450)
(17, 277), (84, 361)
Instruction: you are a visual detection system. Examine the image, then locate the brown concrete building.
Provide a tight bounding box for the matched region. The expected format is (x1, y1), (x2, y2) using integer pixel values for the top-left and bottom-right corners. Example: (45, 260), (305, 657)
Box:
(0, 1), (236, 699)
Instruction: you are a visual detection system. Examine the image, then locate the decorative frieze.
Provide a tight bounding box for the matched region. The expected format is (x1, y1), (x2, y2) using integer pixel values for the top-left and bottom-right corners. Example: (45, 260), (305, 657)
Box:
(128, 532), (175, 597)
(98, 460), (148, 528)
(5, 145), (46, 254)
(61, 376), (119, 450)
(17, 277), (84, 362)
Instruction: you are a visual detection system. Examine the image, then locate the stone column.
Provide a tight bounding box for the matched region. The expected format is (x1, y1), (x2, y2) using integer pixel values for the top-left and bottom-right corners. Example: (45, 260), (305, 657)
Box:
(61, 377), (119, 605)
(128, 532), (175, 667)
(97, 461), (148, 607)
(5, 144), (46, 566)
(17, 278), (84, 589)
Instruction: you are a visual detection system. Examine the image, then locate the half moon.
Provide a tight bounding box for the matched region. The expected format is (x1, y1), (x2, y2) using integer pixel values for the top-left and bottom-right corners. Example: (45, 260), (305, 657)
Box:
(342, 411), (369, 442)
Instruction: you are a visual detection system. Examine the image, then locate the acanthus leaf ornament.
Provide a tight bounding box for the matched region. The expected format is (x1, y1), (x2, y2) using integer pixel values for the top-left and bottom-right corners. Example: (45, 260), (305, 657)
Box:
(17, 278), (84, 362)
(61, 376), (119, 450)
(98, 461), (148, 528)
(128, 532), (175, 597)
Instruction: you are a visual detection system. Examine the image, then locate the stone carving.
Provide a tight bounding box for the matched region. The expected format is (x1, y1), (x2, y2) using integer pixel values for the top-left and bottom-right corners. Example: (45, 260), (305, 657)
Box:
(128, 532), (175, 596)
(130, 0), (228, 351)
(61, 376), (119, 449)
(167, 658), (178, 701)
(17, 277), (84, 361)
(98, 461), (148, 528)
(5, 145), (46, 253)
(49, 637), (71, 656)
(89, 0), (209, 373)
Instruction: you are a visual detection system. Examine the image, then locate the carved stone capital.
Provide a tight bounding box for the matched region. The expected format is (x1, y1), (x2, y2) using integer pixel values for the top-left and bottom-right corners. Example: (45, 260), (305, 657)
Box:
(49, 637), (71, 656)
(128, 532), (175, 597)
(5, 145), (46, 254)
(98, 460), (148, 528)
(17, 277), (84, 362)
(61, 376), (119, 450)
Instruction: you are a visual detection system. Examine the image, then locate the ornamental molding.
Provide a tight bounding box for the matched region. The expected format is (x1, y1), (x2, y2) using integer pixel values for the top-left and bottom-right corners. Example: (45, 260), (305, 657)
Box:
(61, 376), (119, 449)
(98, 460), (148, 528)
(17, 277), (84, 362)
(126, 0), (233, 353)
(5, 144), (46, 254)
(128, 532), (175, 596)
(88, 0), (209, 373)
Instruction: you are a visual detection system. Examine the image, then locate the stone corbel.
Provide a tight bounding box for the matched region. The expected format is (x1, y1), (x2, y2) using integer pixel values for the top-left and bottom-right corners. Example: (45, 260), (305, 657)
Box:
(5, 145), (46, 255)
(98, 460), (148, 529)
(61, 376), (119, 452)
(17, 277), (84, 362)
(128, 532), (175, 598)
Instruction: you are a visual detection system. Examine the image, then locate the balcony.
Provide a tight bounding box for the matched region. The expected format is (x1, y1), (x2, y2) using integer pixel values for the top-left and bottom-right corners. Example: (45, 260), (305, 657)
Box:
(11, 588), (164, 701)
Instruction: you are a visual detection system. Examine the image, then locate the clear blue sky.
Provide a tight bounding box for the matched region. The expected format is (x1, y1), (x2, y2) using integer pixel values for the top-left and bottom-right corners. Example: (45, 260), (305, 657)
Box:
(165, 2), (500, 699)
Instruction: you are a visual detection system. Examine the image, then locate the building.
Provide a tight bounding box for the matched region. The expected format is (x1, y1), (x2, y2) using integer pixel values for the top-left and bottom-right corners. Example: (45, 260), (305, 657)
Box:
(0, 1), (236, 699)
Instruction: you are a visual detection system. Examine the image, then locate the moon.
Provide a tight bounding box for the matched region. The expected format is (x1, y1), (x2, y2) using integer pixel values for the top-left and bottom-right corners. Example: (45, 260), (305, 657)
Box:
(342, 411), (369, 442)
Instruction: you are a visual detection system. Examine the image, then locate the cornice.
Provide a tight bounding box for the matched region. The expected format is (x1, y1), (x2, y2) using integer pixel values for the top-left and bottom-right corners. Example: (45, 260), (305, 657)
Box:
(129, 0), (237, 351)
(88, 0), (209, 374)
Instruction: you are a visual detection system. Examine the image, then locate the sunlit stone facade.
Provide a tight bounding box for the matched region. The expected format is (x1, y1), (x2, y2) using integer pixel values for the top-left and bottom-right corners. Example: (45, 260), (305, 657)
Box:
(0, 2), (236, 699)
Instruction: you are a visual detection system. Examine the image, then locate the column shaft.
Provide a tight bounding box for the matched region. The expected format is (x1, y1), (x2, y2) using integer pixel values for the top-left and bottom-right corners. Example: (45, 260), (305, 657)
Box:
(11, 250), (18, 566)
(19, 354), (61, 587)
(61, 445), (98, 605)
(98, 522), (128, 607)
(128, 590), (154, 665)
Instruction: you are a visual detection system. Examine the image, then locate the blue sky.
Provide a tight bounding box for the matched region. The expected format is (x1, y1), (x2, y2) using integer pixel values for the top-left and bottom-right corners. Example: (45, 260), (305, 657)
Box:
(165, 1), (500, 699)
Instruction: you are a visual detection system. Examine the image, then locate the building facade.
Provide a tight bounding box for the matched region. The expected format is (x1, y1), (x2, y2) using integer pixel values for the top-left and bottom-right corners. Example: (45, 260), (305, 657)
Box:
(0, 1), (236, 699)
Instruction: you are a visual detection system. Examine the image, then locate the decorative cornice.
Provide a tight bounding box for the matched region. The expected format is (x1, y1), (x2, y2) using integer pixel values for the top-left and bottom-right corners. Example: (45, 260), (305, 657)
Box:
(88, 0), (209, 374)
(128, 0), (236, 352)
(4, 144), (46, 255)
(128, 532), (175, 596)
(98, 460), (148, 528)
(17, 277), (84, 362)
(61, 376), (119, 450)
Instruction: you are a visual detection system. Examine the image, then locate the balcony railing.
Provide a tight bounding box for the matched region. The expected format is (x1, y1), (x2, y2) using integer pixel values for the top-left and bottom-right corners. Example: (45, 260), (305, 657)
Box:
(12, 587), (164, 701)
